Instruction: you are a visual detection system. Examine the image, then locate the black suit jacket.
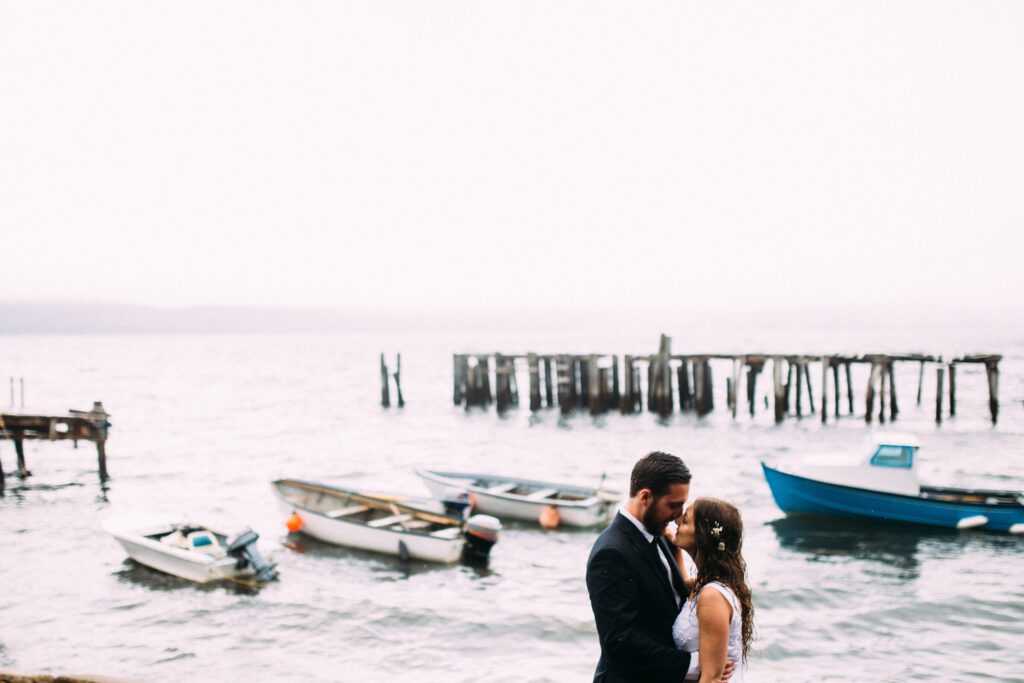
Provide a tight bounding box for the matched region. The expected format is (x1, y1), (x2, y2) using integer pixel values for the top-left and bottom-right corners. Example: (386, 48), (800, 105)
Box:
(586, 512), (691, 683)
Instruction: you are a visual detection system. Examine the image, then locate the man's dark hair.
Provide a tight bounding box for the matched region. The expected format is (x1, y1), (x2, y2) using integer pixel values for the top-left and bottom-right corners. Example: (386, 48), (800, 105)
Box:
(629, 451), (691, 497)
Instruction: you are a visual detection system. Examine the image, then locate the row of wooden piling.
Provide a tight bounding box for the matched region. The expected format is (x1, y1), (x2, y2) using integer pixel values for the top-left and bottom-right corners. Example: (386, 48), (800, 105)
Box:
(451, 338), (1002, 424)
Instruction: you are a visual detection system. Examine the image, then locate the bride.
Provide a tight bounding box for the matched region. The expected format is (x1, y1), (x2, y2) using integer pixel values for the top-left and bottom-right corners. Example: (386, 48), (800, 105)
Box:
(671, 498), (755, 682)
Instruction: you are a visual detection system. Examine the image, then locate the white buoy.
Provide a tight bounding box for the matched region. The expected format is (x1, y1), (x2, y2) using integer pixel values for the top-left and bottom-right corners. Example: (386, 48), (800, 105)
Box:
(956, 515), (988, 529)
(1008, 523), (1024, 535)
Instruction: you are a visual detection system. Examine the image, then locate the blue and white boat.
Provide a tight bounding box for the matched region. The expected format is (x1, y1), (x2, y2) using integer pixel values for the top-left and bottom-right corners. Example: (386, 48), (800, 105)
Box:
(761, 435), (1024, 533)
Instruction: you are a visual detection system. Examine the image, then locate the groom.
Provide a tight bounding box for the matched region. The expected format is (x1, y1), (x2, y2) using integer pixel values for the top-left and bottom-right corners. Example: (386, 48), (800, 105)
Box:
(586, 451), (727, 683)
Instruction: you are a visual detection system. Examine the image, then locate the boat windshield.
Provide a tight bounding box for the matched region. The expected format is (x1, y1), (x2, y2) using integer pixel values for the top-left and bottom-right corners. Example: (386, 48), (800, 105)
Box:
(870, 444), (915, 468)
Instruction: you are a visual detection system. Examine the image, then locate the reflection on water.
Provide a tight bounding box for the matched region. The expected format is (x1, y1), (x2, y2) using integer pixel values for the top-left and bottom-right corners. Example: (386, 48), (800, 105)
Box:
(768, 515), (927, 572)
(767, 514), (1023, 575)
(114, 560), (263, 596)
(280, 533), (496, 580)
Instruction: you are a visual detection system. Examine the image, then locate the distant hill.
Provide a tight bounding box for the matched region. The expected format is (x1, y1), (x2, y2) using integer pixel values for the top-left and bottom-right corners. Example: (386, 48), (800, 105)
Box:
(0, 302), (607, 334)
(0, 302), (405, 334)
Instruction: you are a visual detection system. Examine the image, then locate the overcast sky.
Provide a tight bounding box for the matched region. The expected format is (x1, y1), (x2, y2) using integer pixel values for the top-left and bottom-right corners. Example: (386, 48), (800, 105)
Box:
(1, 1), (1022, 317)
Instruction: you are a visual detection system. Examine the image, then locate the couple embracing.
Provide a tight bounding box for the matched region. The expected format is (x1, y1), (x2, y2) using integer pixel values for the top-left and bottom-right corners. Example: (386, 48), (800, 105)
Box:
(586, 451), (754, 683)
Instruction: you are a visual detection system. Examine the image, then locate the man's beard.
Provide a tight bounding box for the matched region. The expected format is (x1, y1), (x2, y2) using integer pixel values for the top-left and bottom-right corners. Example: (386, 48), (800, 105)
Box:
(642, 503), (665, 536)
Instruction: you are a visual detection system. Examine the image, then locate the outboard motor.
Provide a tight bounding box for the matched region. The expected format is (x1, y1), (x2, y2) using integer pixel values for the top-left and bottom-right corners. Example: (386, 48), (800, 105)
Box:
(226, 528), (279, 582)
(462, 514), (501, 565)
(441, 492), (472, 519)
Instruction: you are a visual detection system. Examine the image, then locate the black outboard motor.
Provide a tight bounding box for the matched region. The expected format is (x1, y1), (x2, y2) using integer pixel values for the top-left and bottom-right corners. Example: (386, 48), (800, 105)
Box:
(226, 528), (278, 583)
(462, 514), (501, 565)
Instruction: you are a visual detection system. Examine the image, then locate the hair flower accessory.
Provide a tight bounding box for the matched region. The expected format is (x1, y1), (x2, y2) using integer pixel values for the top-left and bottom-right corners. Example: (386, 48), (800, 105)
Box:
(710, 521), (723, 539)
(717, 541), (726, 551)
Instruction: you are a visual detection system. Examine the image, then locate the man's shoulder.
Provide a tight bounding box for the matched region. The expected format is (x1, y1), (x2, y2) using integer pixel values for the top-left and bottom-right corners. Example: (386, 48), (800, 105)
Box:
(588, 516), (633, 559)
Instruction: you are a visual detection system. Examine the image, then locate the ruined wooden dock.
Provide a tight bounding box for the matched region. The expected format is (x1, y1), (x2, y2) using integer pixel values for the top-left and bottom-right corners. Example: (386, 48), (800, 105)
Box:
(0, 402), (111, 485)
(452, 336), (1001, 424)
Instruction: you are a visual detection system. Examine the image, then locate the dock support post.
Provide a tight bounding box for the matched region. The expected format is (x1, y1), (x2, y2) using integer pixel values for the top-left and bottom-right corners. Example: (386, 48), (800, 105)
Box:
(888, 361), (898, 420)
(821, 357), (829, 424)
(694, 361), (713, 417)
(772, 357), (785, 424)
(15, 438), (29, 478)
(380, 353), (391, 407)
(97, 440), (108, 482)
(495, 355), (511, 414)
(878, 363), (887, 424)
(632, 359), (643, 412)
(598, 367), (610, 415)
(986, 360), (999, 424)
(481, 356), (493, 405)
(730, 358), (740, 419)
(832, 362), (840, 417)
(845, 362), (854, 414)
(611, 356), (620, 407)
(679, 361), (692, 412)
(935, 365), (945, 424)
(948, 363), (957, 417)
(804, 363), (815, 415)
(453, 355), (465, 406)
(620, 356), (634, 414)
(528, 353), (541, 411)
(746, 361), (762, 417)
(588, 356), (601, 415)
(556, 356), (572, 415)
(794, 362), (803, 418)
(393, 354), (405, 408)
(543, 358), (554, 408)
(865, 363), (879, 423)
(509, 358), (519, 407)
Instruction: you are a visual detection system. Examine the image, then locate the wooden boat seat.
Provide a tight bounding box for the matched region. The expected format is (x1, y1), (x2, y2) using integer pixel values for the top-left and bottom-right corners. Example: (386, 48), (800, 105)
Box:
(367, 513), (413, 528)
(325, 505), (370, 518)
(402, 519), (432, 530)
(487, 483), (518, 494)
(429, 527), (463, 539)
(526, 488), (558, 500)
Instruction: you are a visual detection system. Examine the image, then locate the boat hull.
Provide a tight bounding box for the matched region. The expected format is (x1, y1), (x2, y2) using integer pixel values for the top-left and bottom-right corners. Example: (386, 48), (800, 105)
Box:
(417, 470), (613, 527)
(762, 462), (1024, 532)
(274, 499), (465, 563)
(110, 532), (239, 584)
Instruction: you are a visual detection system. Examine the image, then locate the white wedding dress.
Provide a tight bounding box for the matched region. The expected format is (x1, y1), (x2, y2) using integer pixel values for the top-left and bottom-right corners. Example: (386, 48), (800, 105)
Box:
(672, 581), (744, 682)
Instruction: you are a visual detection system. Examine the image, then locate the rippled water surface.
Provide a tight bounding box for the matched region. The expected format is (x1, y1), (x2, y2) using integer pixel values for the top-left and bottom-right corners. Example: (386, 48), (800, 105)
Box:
(1, 327), (1022, 682)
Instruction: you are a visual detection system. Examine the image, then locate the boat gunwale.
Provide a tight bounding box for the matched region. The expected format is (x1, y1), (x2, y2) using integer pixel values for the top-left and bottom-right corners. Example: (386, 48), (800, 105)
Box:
(273, 478), (466, 538)
(417, 469), (607, 509)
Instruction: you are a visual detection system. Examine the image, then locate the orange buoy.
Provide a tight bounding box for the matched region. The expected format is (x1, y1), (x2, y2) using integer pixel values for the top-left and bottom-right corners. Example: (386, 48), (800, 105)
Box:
(286, 513), (303, 532)
(468, 493), (478, 512)
(539, 505), (560, 529)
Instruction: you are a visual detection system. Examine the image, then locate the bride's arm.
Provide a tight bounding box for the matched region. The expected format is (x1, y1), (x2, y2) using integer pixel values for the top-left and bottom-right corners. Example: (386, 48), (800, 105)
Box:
(696, 589), (732, 683)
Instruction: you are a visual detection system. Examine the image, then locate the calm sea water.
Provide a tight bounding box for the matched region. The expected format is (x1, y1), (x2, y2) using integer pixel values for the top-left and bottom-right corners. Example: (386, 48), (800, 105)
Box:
(1, 325), (1022, 682)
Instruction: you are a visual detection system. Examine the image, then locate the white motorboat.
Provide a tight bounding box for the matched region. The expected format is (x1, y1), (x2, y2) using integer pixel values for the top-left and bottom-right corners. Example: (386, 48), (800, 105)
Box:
(272, 479), (501, 564)
(415, 469), (620, 527)
(107, 521), (279, 584)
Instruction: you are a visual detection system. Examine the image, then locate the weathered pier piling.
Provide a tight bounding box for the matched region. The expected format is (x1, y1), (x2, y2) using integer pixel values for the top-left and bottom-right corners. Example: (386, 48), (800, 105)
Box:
(380, 353), (405, 408)
(0, 402), (111, 484)
(450, 339), (1002, 425)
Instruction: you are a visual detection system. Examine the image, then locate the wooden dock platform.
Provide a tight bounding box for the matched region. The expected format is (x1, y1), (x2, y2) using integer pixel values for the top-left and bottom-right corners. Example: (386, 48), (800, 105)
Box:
(0, 402), (111, 485)
(452, 336), (1002, 425)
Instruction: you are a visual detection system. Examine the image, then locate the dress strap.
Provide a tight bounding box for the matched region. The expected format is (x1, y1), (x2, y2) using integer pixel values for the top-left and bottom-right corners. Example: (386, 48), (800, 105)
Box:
(700, 581), (740, 618)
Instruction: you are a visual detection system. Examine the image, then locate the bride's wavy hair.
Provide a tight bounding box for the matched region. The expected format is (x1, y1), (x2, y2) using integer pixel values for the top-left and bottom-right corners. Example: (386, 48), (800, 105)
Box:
(691, 497), (755, 661)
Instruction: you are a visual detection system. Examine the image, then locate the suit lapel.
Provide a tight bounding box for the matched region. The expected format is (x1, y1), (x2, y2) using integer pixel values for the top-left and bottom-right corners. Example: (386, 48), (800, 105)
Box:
(615, 514), (674, 600)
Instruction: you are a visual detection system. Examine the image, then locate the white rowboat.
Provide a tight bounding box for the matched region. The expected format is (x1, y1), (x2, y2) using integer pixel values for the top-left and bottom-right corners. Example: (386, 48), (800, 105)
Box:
(272, 479), (500, 564)
(415, 469), (620, 527)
